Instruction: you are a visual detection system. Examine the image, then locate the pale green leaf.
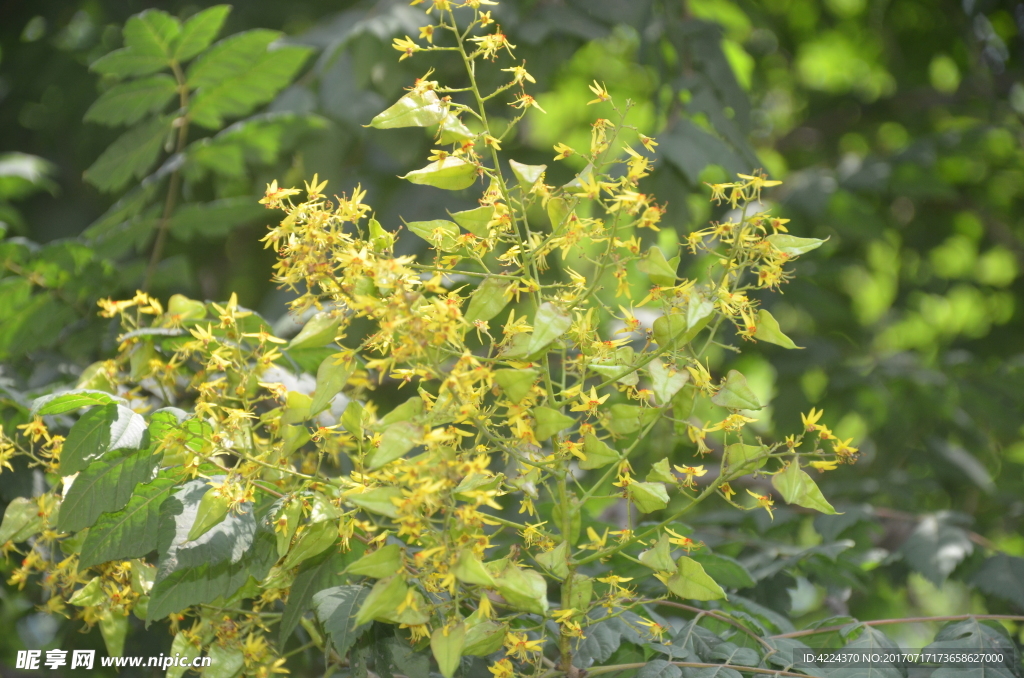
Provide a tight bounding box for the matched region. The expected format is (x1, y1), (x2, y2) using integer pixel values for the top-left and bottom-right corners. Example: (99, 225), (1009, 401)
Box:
(60, 403), (147, 476)
(123, 10), (180, 59)
(431, 624), (466, 678)
(753, 308), (801, 349)
(173, 5), (231, 62)
(311, 352), (355, 415)
(406, 219), (461, 250)
(464, 277), (511, 324)
(648, 358), (689, 405)
(450, 205), (493, 237)
(508, 159), (547, 193)
(711, 369), (762, 411)
(765, 234), (827, 256)
(85, 75), (177, 127)
(369, 89), (446, 129)
(400, 157), (478, 191)
(664, 556), (726, 601)
(528, 302), (572, 353)
(771, 462), (839, 515)
(628, 482), (669, 513)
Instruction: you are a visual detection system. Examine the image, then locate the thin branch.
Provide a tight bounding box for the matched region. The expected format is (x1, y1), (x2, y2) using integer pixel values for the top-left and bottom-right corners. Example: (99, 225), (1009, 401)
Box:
(639, 599), (776, 654)
(771, 614), (1024, 639)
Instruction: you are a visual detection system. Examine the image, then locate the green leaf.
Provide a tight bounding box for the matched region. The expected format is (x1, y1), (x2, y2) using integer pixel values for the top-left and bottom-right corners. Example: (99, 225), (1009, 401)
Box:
(438, 112), (474, 144)
(646, 458), (676, 483)
(765, 234), (827, 256)
(69, 578), (106, 606)
(148, 481), (277, 620)
(652, 296), (714, 348)
(189, 40), (312, 129)
(280, 549), (350, 644)
(186, 29), (279, 88)
(771, 462), (839, 515)
(664, 556), (727, 601)
(723, 443), (767, 476)
(79, 473), (177, 568)
(84, 75), (178, 127)
(31, 389), (125, 416)
(494, 564), (548, 615)
(345, 487), (401, 518)
(711, 370), (762, 411)
(494, 368), (538, 403)
(90, 48), (167, 78)
(464, 277), (511, 324)
(508, 159), (547, 193)
(311, 352), (356, 415)
(378, 396), (423, 427)
(366, 422), (422, 469)
(628, 482), (669, 513)
(281, 520), (337, 570)
(342, 401), (365, 439)
(369, 89), (446, 129)
(99, 611), (129, 657)
(314, 585), (371, 656)
(463, 621), (506, 657)
(84, 115), (173, 192)
(376, 634), (432, 678)
(204, 645), (245, 678)
(638, 660), (682, 678)
(0, 497), (45, 544)
(638, 246), (678, 287)
(753, 309), (801, 349)
(186, 486), (230, 542)
(833, 626), (902, 678)
(167, 633), (203, 678)
(406, 219), (461, 250)
(450, 206), (493, 237)
(400, 157), (478, 191)
(123, 10), (180, 59)
(607, 404), (657, 436)
(528, 302), (572, 354)
(347, 543), (403, 579)
(173, 5), (231, 62)
(970, 553), (1024, 610)
(535, 541), (570, 579)
(580, 433), (619, 470)
(533, 406), (575, 441)
(168, 197), (266, 240)
(926, 618), (1018, 678)
(355, 575), (408, 626)
(61, 403), (147, 476)
(547, 197), (571, 230)
(900, 513), (973, 586)
(689, 553), (756, 589)
(287, 312), (340, 350)
(57, 448), (160, 533)
(453, 548), (497, 586)
(640, 534), (677, 572)
(431, 624), (466, 678)
(648, 358), (689, 405)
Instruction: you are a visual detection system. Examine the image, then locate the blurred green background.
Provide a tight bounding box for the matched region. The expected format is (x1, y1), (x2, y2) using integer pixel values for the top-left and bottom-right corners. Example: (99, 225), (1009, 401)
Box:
(1, 0), (1022, 674)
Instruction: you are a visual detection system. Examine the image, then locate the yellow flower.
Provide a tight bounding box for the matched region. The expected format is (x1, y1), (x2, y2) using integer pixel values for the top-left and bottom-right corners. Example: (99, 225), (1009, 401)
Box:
(747, 489), (775, 520)
(720, 482), (736, 501)
(571, 386), (610, 413)
(809, 460), (838, 472)
(504, 632), (544, 660)
(639, 134), (658, 152)
(501, 64), (535, 85)
(489, 659), (514, 678)
(553, 142), (575, 160)
(392, 35), (420, 61)
(418, 25), (435, 43)
(587, 80), (611, 105)
(509, 93), (546, 113)
(801, 407), (824, 432)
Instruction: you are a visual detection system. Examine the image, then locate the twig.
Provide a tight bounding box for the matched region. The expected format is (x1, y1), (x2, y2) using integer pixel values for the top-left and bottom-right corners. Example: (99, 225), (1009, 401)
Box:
(771, 614), (1024, 639)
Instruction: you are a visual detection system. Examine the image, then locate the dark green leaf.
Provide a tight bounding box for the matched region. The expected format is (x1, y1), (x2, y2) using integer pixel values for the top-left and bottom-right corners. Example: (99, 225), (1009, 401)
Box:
(970, 553), (1024, 610)
(168, 197), (266, 240)
(60, 403), (147, 476)
(85, 75), (177, 127)
(313, 585), (371, 657)
(57, 448), (160, 533)
(689, 553), (755, 589)
(173, 5), (231, 62)
(79, 473), (178, 568)
(573, 621), (622, 668)
(927, 618), (1019, 678)
(280, 549), (350, 645)
(375, 634), (430, 678)
(900, 513), (973, 586)
(84, 116), (173, 193)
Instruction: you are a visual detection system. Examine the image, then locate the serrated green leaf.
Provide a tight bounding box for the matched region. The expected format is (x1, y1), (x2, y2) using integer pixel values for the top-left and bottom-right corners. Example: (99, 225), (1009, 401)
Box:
(311, 352), (355, 415)
(664, 556), (726, 601)
(771, 462), (838, 515)
(900, 513), (974, 586)
(79, 473), (177, 568)
(765, 234), (827, 256)
(607, 403), (657, 436)
(464, 277), (511, 324)
(970, 553), (1024, 610)
(314, 585), (371, 656)
(450, 205), (493, 237)
(431, 624), (466, 678)
(61, 403), (147, 476)
(628, 481), (670, 513)
(85, 75), (177, 127)
(711, 370), (762, 411)
(400, 157), (478, 191)
(173, 5), (231, 61)
(84, 115), (173, 193)
(31, 389), (126, 416)
(509, 159), (547, 193)
(534, 406), (575, 441)
(190, 44), (312, 128)
(753, 308), (801, 349)
(186, 29), (279, 88)
(123, 10), (180, 59)
(90, 48), (168, 78)
(528, 302), (572, 354)
(406, 219), (461, 250)
(366, 421), (421, 469)
(638, 659), (682, 678)
(58, 448), (160, 533)
(369, 89), (446, 129)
